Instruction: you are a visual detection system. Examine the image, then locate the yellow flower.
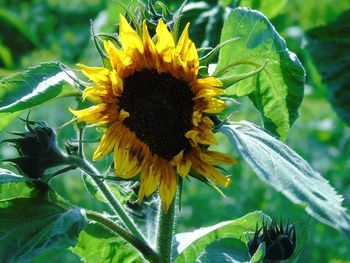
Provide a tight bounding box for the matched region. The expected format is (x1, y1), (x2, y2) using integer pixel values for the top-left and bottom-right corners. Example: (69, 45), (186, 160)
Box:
(71, 15), (237, 212)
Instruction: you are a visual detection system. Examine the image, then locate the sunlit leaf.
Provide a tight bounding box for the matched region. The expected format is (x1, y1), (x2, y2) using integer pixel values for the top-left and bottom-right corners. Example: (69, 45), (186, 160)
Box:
(215, 8), (305, 139)
(239, 0), (288, 18)
(220, 122), (350, 237)
(173, 211), (269, 263)
(307, 10), (350, 126)
(70, 222), (143, 263)
(0, 169), (36, 201)
(0, 62), (81, 129)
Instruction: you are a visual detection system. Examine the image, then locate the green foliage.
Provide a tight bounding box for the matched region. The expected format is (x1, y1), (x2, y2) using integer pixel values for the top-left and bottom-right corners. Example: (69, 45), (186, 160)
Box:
(215, 7), (305, 139)
(220, 122), (350, 236)
(0, 63), (80, 129)
(0, 170), (86, 263)
(70, 223), (143, 263)
(307, 10), (350, 126)
(174, 211), (269, 262)
(239, 0), (288, 18)
(0, 0), (349, 262)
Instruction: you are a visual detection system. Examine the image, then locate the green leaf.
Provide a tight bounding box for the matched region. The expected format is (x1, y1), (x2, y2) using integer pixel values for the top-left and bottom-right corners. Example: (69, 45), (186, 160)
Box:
(215, 7), (305, 139)
(307, 10), (350, 126)
(70, 222), (143, 263)
(219, 122), (350, 237)
(0, 62), (81, 129)
(239, 0), (288, 18)
(0, 169), (36, 201)
(173, 211), (269, 263)
(197, 238), (250, 263)
(0, 198), (86, 263)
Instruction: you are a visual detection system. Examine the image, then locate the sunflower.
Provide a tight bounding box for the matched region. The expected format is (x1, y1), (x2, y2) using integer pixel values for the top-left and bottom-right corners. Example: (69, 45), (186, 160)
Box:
(71, 15), (236, 211)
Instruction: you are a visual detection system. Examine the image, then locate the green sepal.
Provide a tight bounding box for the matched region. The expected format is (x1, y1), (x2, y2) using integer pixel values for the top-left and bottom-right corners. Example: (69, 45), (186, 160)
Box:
(90, 20), (111, 69)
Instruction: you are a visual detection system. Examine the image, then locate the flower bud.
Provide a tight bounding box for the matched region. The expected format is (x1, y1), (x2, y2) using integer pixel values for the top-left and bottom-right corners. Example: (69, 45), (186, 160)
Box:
(248, 218), (296, 261)
(2, 119), (66, 179)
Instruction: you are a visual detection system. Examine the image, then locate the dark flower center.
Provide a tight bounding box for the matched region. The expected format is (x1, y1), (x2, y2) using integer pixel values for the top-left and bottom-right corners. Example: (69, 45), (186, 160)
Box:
(119, 69), (194, 160)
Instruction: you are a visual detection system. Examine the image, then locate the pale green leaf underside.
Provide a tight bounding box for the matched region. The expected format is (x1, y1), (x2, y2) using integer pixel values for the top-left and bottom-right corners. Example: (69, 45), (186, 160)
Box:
(215, 7), (305, 139)
(0, 62), (80, 129)
(220, 122), (350, 237)
(174, 211), (269, 263)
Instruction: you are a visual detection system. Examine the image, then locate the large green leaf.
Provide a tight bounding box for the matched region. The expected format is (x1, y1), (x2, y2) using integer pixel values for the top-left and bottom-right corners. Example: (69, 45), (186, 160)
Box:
(70, 222), (143, 263)
(0, 199), (86, 263)
(307, 10), (350, 126)
(215, 7), (305, 139)
(0, 62), (81, 129)
(220, 122), (350, 237)
(0, 169), (86, 262)
(173, 211), (269, 263)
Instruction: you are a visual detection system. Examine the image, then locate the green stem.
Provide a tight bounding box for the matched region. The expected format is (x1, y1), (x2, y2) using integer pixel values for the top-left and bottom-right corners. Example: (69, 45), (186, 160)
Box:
(156, 197), (176, 263)
(66, 155), (147, 245)
(85, 210), (159, 262)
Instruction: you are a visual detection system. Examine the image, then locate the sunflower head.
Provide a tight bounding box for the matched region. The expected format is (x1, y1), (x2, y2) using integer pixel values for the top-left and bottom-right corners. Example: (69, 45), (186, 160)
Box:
(71, 14), (236, 211)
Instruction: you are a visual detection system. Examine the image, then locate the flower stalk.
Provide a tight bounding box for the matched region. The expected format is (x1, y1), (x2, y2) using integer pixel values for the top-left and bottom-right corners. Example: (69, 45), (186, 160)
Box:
(85, 210), (159, 262)
(66, 155), (147, 245)
(156, 196), (176, 263)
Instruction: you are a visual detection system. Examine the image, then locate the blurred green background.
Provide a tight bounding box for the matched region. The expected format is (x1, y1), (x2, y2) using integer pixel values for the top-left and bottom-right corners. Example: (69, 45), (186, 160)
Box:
(0, 0), (349, 262)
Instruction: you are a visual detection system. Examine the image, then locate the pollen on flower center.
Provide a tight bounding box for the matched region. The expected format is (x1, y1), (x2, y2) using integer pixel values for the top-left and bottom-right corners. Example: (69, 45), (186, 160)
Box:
(119, 69), (194, 160)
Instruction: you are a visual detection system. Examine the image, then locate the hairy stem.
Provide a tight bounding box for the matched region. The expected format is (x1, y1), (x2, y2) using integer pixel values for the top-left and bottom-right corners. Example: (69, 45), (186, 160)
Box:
(66, 155), (147, 245)
(156, 197), (176, 263)
(85, 210), (159, 262)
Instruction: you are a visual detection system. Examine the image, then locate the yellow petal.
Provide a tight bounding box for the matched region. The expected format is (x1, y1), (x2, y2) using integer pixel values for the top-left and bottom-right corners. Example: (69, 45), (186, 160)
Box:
(103, 40), (132, 73)
(82, 86), (108, 102)
(110, 69), (124, 96)
(156, 20), (175, 63)
(191, 156), (232, 187)
(175, 23), (190, 55)
(143, 157), (161, 197)
(119, 15), (144, 54)
(69, 104), (107, 123)
(199, 150), (237, 165)
(142, 20), (157, 67)
(114, 143), (142, 179)
(171, 150), (191, 177)
(159, 163), (177, 212)
(204, 98), (227, 113)
(77, 64), (110, 86)
(93, 122), (120, 160)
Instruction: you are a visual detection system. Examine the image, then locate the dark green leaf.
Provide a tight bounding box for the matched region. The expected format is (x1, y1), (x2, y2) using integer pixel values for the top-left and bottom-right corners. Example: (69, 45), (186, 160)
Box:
(0, 7), (40, 47)
(307, 10), (350, 126)
(70, 222), (143, 263)
(215, 7), (305, 139)
(220, 122), (350, 237)
(0, 198), (86, 263)
(173, 211), (269, 263)
(0, 62), (81, 129)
